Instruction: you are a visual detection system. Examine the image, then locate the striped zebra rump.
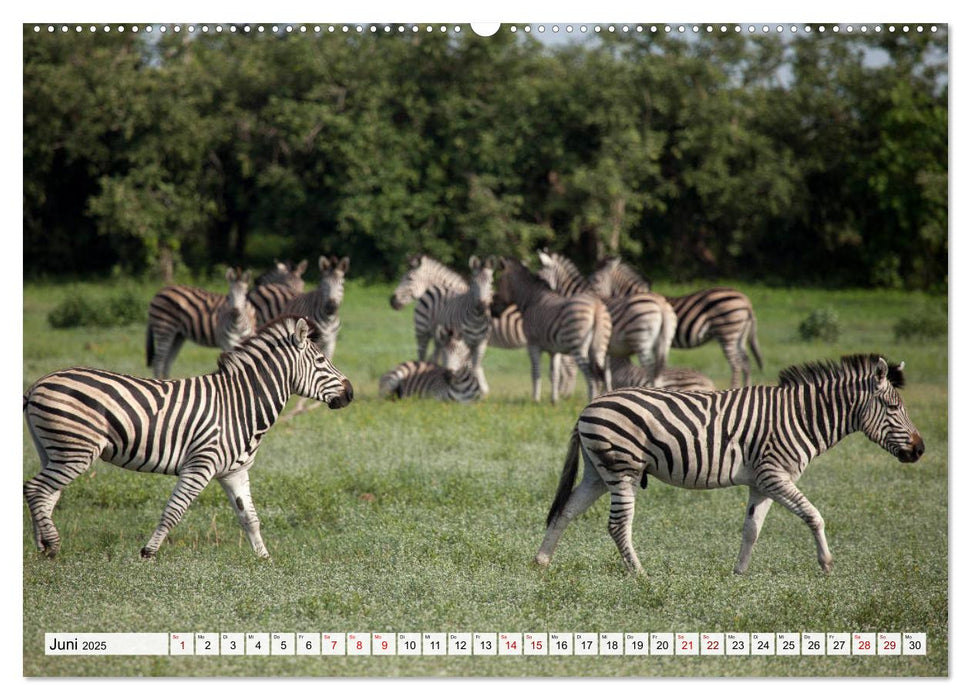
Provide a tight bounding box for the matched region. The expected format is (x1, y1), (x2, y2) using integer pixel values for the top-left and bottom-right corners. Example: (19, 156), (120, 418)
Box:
(609, 356), (716, 392)
(147, 285), (228, 378)
(378, 361), (482, 402)
(604, 293), (677, 381)
(247, 282), (300, 326)
(24, 316), (354, 559)
(667, 287), (764, 388)
(536, 354), (924, 576)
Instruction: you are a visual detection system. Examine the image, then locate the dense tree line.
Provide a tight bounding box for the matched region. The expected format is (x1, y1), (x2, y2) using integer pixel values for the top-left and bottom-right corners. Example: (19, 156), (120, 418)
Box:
(23, 26), (947, 289)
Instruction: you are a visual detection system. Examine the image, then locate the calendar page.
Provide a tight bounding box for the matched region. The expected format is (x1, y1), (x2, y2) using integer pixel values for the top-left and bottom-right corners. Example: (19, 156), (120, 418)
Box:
(20, 5), (949, 683)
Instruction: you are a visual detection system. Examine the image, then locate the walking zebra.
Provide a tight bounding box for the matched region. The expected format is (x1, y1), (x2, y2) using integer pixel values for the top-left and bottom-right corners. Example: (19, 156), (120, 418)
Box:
(24, 316), (354, 559)
(147, 267), (259, 379)
(216, 268), (258, 353)
(535, 354), (924, 575)
(591, 257), (763, 388)
(538, 250), (676, 384)
(435, 256), (495, 394)
(280, 255), (349, 360)
(609, 356), (717, 393)
(379, 328), (482, 402)
(254, 259), (308, 291)
(491, 257), (612, 403)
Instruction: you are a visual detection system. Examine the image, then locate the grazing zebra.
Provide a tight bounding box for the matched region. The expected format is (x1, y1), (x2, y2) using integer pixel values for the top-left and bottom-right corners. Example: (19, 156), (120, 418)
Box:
(491, 257), (612, 403)
(535, 354), (924, 575)
(435, 255), (495, 394)
(609, 356), (717, 393)
(215, 268), (258, 352)
(538, 250), (676, 384)
(147, 267), (259, 379)
(280, 255), (349, 360)
(592, 257), (764, 388)
(254, 259), (308, 292)
(23, 316), (354, 559)
(390, 255), (468, 362)
(379, 329), (482, 402)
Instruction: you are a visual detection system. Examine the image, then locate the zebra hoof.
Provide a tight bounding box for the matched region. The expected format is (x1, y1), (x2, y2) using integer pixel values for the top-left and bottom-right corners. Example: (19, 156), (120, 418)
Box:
(820, 559), (834, 575)
(533, 553), (551, 568)
(140, 547), (156, 560)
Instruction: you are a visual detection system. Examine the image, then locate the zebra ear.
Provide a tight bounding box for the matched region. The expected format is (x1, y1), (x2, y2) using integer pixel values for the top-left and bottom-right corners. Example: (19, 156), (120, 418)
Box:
(408, 254), (421, 269)
(469, 255), (480, 271)
(292, 318), (311, 348)
(537, 249), (552, 267)
(874, 357), (889, 387)
(336, 256), (350, 273)
(226, 266), (236, 282)
(275, 261), (288, 272)
(319, 255), (331, 272)
(295, 259), (308, 275)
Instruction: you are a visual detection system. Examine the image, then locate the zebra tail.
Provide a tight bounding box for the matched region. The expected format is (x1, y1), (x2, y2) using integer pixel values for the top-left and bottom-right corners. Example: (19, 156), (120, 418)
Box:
(748, 314), (764, 371)
(589, 303), (611, 390)
(655, 303), (677, 379)
(546, 426), (581, 527)
(146, 324), (155, 368)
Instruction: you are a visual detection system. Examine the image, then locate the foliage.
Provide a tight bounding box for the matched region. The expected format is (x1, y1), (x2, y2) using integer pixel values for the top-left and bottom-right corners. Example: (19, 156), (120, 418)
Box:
(23, 26), (947, 289)
(797, 307), (841, 343)
(47, 290), (144, 329)
(893, 304), (948, 341)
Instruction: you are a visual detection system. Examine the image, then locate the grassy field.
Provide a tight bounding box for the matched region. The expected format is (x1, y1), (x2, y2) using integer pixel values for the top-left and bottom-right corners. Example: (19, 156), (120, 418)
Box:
(21, 275), (948, 677)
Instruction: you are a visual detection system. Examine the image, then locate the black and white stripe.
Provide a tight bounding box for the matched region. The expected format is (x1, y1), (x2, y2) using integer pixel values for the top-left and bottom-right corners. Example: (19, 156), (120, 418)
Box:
(215, 268), (258, 352)
(147, 268), (258, 379)
(492, 257), (612, 403)
(593, 257), (764, 388)
(535, 354), (924, 575)
(609, 356), (716, 392)
(435, 256), (495, 394)
(280, 255), (349, 360)
(254, 259), (308, 292)
(24, 316), (354, 559)
(539, 250), (676, 384)
(390, 255), (469, 362)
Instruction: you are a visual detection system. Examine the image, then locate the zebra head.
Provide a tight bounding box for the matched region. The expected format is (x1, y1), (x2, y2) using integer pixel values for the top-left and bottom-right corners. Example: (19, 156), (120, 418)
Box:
(226, 267), (252, 309)
(317, 255), (349, 317)
(858, 357), (924, 463)
(491, 257), (538, 317)
(255, 259), (308, 292)
(435, 325), (472, 371)
(288, 316), (354, 409)
(469, 255), (495, 315)
(589, 257), (651, 298)
(536, 249), (587, 295)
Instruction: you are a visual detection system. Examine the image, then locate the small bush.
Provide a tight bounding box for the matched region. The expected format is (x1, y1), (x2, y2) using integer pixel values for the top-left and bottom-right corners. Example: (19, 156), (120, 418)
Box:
(47, 291), (145, 329)
(894, 306), (947, 341)
(798, 307), (841, 343)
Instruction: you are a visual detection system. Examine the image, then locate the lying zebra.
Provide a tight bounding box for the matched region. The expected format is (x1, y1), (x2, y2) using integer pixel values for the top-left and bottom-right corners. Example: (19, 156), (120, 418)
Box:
(536, 354), (924, 575)
(24, 316), (354, 559)
(379, 328), (482, 403)
(609, 356), (716, 393)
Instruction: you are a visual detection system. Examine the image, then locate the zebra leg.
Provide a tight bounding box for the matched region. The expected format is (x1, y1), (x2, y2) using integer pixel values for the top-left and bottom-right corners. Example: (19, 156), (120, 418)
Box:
(557, 356), (578, 397)
(159, 334), (186, 379)
(528, 344), (543, 402)
(733, 487), (773, 574)
(141, 467), (215, 559)
(535, 455), (607, 567)
(720, 337), (749, 389)
(24, 471), (71, 556)
(549, 353), (562, 405)
(604, 473), (645, 574)
(218, 468), (270, 559)
(416, 329), (430, 362)
(471, 342), (490, 396)
(757, 472), (833, 573)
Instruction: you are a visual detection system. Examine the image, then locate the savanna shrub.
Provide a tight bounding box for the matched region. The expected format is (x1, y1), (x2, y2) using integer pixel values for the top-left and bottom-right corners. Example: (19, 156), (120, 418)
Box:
(798, 308), (841, 343)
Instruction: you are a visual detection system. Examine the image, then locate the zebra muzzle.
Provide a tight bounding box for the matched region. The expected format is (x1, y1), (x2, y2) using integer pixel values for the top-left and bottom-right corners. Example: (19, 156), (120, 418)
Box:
(327, 379), (354, 409)
(898, 434), (925, 463)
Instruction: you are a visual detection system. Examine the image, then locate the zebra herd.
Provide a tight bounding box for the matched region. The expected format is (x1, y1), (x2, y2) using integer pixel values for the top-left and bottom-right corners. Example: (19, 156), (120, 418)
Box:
(23, 250), (925, 576)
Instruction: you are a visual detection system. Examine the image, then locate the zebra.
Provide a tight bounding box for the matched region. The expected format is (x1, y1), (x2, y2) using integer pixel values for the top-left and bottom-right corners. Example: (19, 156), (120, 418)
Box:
(534, 354), (924, 575)
(378, 328), (482, 402)
(215, 268), (258, 353)
(23, 316), (354, 559)
(390, 255), (469, 362)
(609, 356), (717, 393)
(538, 250), (676, 384)
(491, 257), (612, 403)
(147, 267), (259, 379)
(247, 282), (301, 327)
(435, 255), (495, 394)
(591, 257), (764, 388)
(488, 301), (578, 397)
(279, 255), (349, 360)
(254, 259), (308, 292)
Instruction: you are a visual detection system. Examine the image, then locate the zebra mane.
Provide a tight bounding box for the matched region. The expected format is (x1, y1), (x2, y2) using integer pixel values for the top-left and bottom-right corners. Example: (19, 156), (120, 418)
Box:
(410, 255), (469, 290)
(538, 249), (589, 291)
(595, 257), (651, 293)
(778, 354), (905, 389)
(216, 315), (322, 371)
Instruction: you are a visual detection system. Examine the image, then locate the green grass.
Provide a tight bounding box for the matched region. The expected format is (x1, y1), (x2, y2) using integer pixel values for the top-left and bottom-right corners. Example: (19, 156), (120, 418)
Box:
(22, 277), (948, 677)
